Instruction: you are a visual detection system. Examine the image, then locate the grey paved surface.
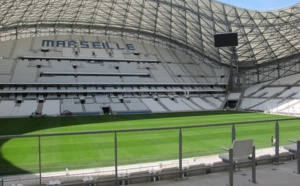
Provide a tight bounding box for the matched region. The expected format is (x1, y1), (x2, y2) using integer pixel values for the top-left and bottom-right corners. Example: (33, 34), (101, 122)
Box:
(2, 147), (299, 186)
(133, 160), (300, 186)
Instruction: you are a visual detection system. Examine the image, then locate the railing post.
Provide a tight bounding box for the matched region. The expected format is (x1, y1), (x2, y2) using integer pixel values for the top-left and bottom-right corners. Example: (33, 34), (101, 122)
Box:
(232, 124), (236, 143)
(114, 132), (118, 186)
(38, 136), (42, 186)
(179, 128), (183, 179)
(229, 148), (234, 186)
(274, 121), (280, 164)
(251, 146), (256, 183)
(297, 140), (300, 174)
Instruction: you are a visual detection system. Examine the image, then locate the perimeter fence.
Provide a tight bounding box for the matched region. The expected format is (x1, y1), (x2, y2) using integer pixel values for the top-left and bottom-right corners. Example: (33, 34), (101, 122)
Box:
(0, 117), (300, 186)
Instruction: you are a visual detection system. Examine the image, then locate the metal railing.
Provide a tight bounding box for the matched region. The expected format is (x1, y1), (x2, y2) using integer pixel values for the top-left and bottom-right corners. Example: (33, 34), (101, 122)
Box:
(1, 117), (300, 186)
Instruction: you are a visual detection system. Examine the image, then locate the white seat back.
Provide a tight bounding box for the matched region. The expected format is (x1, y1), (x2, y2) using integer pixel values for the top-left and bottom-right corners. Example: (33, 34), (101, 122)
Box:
(232, 139), (253, 160)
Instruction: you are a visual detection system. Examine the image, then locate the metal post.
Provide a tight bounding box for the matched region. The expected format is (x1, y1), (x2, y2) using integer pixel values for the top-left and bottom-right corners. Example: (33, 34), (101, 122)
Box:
(251, 146), (256, 183)
(38, 136), (42, 186)
(297, 140), (300, 174)
(274, 121), (279, 163)
(232, 124), (236, 143)
(229, 148), (233, 186)
(114, 132), (118, 186)
(179, 128), (183, 179)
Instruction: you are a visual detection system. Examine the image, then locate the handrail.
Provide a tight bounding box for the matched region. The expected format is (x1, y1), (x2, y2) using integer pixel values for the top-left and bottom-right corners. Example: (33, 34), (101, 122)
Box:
(0, 117), (299, 139)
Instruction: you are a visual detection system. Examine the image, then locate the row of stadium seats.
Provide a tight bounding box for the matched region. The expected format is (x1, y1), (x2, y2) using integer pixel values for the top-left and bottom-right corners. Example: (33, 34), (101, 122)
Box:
(0, 95), (224, 117)
(240, 73), (300, 114)
(7, 59), (228, 84)
(0, 86), (225, 93)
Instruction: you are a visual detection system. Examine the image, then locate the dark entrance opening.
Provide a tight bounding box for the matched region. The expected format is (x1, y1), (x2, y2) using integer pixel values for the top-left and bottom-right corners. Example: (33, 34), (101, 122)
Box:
(226, 100), (238, 109)
(102, 106), (110, 114)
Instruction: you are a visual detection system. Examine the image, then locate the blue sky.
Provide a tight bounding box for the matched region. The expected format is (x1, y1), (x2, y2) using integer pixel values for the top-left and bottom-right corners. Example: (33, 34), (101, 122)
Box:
(216, 0), (300, 10)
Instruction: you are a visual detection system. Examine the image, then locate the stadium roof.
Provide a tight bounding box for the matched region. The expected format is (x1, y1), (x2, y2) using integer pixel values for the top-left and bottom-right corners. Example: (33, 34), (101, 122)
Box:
(1, 0), (300, 67)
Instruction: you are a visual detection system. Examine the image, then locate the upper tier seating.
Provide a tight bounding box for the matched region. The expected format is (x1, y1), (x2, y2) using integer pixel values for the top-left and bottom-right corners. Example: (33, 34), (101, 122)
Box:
(0, 35), (228, 117)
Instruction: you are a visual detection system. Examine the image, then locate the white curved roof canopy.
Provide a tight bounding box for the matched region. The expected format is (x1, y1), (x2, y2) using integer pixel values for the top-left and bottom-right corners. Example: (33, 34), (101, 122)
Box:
(0, 0), (300, 67)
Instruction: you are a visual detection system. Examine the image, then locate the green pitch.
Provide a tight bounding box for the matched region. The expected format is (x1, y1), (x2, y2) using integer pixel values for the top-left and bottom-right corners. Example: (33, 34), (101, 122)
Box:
(0, 110), (299, 175)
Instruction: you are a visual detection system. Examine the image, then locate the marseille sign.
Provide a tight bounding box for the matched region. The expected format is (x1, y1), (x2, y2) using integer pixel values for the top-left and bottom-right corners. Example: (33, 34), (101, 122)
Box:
(42, 40), (136, 50)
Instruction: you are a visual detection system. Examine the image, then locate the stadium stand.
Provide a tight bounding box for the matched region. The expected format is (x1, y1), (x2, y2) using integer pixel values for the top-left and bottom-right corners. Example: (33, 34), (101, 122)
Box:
(141, 98), (166, 113)
(237, 72), (300, 114)
(42, 100), (60, 116)
(125, 102), (151, 113)
(0, 101), (16, 117)
(16, 100), (38, 116)
(190, 97), (215, 110)
(110, 103), (129, 113)
(0, 35), (229, 117)
(84, 104), (103, 115)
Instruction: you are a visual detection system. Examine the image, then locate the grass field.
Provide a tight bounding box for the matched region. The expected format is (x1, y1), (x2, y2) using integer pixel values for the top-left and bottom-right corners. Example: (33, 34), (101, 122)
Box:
(0, 110), (300, 175)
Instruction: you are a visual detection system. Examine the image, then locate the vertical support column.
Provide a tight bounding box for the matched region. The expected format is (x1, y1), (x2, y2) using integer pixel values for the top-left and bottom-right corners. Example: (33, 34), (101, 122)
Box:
(251, 146), (256, 183)
(229, 46), (241, 87)
(256, 67), (260, 84)
(38, 136), (42, 186)
(297, 140), (300, 174)
(274, 121), (280, 163)
(114, 132), (118, 186)
(179, 128), (183, 179)
(232, 124), (236, 143)
(229, 148), (234, 186)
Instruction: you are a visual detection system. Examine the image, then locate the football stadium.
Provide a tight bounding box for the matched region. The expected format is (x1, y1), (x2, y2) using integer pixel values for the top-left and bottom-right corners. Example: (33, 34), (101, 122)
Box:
(1, 0), (300, 186)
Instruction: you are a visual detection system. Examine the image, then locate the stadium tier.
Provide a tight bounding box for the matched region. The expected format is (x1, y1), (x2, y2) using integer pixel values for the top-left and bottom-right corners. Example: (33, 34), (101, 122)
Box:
(0, 36), (229, 117)
(1, 34), (300, 116)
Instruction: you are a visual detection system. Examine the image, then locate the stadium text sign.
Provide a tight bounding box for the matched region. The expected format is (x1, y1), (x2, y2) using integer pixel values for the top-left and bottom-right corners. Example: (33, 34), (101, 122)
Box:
(42, 40), (135, 50)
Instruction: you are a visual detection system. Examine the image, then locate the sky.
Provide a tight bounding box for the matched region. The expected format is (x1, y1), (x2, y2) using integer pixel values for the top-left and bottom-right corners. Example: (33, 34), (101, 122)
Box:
(216, 0), (300, 10)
